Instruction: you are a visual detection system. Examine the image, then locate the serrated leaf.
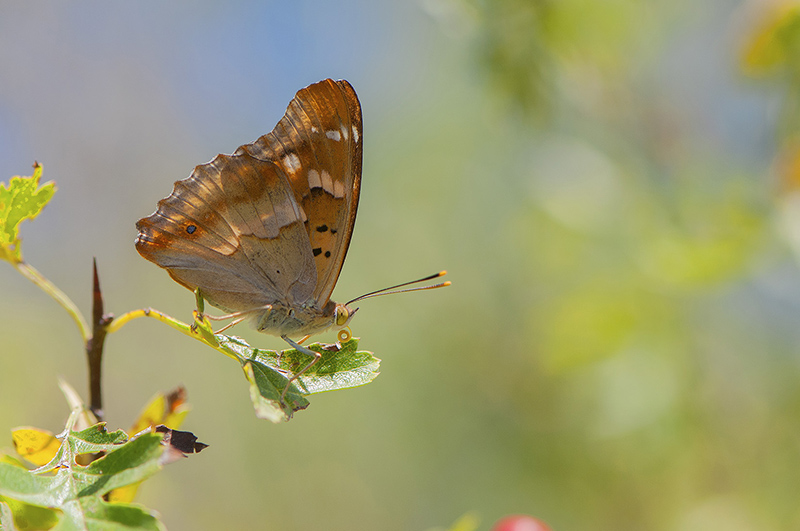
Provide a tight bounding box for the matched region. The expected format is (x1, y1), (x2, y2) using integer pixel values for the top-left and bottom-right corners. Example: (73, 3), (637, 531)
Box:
(33, 424), (129, 475)
(272, 338), (382, 395)
(0, 164), (56, 263)
(130, 308), (382, 422)
(75, 434), (165, 498)
(0, 461), (64, 508)
(217, 336), (380, 422)
(0, 413), (170, 530)
(60, 497), (163, 531)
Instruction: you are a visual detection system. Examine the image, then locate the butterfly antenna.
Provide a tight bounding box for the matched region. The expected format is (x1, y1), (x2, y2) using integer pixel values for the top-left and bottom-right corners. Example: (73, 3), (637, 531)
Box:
(346, 271), (450, 306)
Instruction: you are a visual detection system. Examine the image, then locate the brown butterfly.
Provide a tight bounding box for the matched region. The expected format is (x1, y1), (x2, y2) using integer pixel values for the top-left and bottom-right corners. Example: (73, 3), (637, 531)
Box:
(135, 79), (448, 400)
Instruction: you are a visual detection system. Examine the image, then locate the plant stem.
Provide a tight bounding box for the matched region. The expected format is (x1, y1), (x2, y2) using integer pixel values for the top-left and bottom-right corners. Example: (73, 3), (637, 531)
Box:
(88, 259), (110, 419)
(13, 260), (90, 343)
(108, 308), (241, 362)
(106, 307), (188, 334)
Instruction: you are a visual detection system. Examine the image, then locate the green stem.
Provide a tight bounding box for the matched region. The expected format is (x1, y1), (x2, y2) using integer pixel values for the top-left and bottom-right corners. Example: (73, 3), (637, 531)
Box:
(13, 260), (90, 343)
(107, 308), (238, 362)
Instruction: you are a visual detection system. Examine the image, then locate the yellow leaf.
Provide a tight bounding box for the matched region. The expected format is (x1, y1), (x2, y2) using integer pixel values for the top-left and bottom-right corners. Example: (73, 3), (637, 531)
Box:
(130, 386), (189, 435)
(11, 427), (60, 467)
(108, 387), (190, 503)
(106, 484), (138, 503)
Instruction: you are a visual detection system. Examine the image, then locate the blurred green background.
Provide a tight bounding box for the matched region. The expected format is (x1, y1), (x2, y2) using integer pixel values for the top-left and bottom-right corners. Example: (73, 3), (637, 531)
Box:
(3, 1), (800, 529)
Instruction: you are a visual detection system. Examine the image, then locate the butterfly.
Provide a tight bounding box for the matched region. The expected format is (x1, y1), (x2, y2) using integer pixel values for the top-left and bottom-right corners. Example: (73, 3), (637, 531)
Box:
(135, 79), (448, 401)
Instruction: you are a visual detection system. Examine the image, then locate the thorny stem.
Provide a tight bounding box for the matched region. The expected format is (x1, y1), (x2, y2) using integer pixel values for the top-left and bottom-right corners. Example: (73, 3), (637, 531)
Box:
(88, 259), (112, 420)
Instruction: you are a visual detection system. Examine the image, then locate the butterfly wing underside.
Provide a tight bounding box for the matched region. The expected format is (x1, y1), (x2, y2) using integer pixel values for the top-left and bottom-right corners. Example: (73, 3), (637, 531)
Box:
(135, 79), (362, 314)
(241, 78), (363, 306)
(135, 152), (317, 313)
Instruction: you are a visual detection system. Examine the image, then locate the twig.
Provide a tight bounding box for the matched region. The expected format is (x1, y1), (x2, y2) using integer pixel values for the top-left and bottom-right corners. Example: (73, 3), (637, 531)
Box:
(87, 259), (112, 420)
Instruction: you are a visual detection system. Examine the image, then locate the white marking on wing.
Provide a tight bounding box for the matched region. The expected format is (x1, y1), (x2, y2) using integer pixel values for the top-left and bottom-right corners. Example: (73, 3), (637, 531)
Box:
(308, 169), (322, 189)
(281, 153), (301, 173)
(333, 179), (345, 198)
(309, 169), (344, 198)
(321, 170), (333, 193)
(326, 130), (342, 141)
(352, 125), (359, 143)
(340, 124), (349, 141)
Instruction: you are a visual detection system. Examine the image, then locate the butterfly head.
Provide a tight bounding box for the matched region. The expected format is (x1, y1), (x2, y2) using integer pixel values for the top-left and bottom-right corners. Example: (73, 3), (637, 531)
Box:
(334, 303), (358, 329)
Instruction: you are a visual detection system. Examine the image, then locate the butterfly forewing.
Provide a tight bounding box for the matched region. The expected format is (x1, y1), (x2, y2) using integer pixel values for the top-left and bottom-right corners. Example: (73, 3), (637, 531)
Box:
(136, 78), (362, 324)
(240, 79), (363, 305)
(136, 153), (316, 313)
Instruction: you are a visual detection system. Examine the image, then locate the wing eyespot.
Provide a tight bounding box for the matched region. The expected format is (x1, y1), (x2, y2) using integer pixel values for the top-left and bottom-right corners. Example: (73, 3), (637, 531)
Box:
(186, 224), (197, 234)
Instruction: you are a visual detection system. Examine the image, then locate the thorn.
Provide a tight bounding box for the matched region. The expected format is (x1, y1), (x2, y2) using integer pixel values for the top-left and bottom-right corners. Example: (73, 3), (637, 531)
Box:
(92, 257), (104, 326)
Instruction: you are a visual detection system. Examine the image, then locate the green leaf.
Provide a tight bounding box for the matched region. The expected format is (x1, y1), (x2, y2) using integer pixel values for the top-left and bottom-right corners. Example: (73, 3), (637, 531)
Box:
(0, 413), (170, 530)
(113, 309), (382, 423)
(272, 338), (382, 395)
(217, 336), (380, 422)
(241, 361), (305, 423)
(0, 164), (56, 263)
(0, 496), (59, 531)
(58, 497), (163, 531)
(33, 424), (129, 477)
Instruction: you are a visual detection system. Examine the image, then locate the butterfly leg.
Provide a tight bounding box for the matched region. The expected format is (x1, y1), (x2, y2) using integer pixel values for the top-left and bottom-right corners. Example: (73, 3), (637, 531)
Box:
(203, 306), (270, 321)
(280, 335), (322, 403)
(214, 315), (247, 334)
(201, 305), (271, 333)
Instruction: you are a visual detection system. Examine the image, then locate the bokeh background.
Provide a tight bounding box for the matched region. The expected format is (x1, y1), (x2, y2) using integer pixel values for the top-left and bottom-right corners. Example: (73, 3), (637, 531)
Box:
(2, 1), (800, 529)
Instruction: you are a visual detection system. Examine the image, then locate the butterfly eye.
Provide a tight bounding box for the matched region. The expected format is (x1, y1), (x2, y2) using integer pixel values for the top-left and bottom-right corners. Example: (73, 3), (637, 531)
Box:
(334, 305), (350, 327)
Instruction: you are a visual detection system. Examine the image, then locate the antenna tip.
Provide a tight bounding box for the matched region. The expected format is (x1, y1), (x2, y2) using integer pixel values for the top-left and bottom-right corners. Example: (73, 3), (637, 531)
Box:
(439, 270), (448, 277)
(442, 281), (452, 287)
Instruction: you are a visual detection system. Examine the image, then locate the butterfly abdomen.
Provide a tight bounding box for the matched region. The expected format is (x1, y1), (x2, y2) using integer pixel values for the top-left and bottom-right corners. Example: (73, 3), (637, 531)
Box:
(254, 299), (338, 339)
